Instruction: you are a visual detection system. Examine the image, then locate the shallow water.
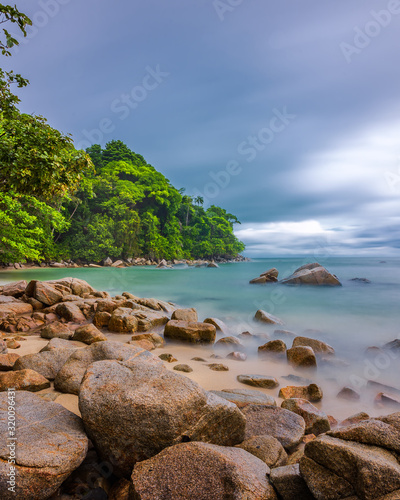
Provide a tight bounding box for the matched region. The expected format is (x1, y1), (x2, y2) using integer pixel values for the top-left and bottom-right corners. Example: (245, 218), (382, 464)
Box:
(1, 257), (400, 418)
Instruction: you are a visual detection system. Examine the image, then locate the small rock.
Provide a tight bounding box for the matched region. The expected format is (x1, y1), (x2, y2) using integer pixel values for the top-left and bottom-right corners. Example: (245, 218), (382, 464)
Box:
(258, 339), (287, 357)
(191, 356), (207, 362)
(279, 384), (323, 402)
(0, 353), (20, 371)
(340, 412), (370, 427)
(210, 388), (276, 408)
(159, 353), (177, 363)
(238, 374), (279, 389)
(131, 332), (164, 348)
(39, 338), (74, 351)
(215, 336), (243, 348)
(41, 322), (73, 340)
(72, 324), (107, 344)
(337, 387), (360, 401)
(281, 398), (330, 435)
(108, 308), (138, 333)
(254, 309), (284, 325)
(0, 339), (7, 355)
(6, 338), (20, 349)
(173, 364), (193, 373)
(287, 346), (317, 369)
(93, 311), (112, 328)
(0, 369), (50, 392)
(226, 351), (247, 361)
(208, 363), (229, 371)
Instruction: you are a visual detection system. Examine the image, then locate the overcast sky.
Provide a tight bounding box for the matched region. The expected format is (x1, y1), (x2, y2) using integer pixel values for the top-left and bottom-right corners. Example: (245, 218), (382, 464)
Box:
(4, 0), (400, 256)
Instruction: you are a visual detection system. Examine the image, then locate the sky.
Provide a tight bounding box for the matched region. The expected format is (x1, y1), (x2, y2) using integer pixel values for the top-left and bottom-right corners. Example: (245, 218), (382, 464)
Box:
(4, 0), (400, 257)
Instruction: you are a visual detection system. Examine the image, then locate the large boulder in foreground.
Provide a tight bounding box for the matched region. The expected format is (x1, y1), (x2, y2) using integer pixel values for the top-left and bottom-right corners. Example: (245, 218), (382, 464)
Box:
(131, 442), (278, 500)
(280, 263), (341, 286)
(0, 391), (88, 500)
(164, 320), (216, 344)
(79, 357), (246, 477)
(55, 341), (158, 395)
(301, 430), (400, 499)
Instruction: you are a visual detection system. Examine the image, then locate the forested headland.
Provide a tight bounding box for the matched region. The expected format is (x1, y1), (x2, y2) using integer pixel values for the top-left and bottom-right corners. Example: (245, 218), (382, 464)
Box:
(0, 6), (244, 266)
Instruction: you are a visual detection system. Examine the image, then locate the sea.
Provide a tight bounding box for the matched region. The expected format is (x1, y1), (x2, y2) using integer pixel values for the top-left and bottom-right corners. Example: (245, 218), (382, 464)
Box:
(1, 257), (399, 416)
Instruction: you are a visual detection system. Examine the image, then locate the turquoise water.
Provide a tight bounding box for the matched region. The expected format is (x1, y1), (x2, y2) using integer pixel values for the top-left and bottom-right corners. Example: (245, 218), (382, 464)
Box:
(1, 257), (400, 413)
(1, 257), (399, 355)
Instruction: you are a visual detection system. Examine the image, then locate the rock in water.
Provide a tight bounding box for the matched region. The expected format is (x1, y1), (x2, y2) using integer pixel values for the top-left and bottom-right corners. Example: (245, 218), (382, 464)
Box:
(254, 309), (284, 325)
(171, 308), (198, 322)
(131, 442), (277, 499)
(280, 262), (341, 286)
(0, 391), (88, 500)
(79, 358), (246, 477)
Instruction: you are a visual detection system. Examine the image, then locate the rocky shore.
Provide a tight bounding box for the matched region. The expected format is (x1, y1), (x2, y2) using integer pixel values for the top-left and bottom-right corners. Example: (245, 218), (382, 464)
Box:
(1, 255), (250, 271)
(0, 276), (400, 499)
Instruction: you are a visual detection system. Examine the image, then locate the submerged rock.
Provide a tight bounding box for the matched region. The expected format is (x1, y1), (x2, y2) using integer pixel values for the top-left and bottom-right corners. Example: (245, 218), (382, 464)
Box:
(292, 336), (335, 355)
(254, 309), (284, 325)
(280, 263), (341, 286)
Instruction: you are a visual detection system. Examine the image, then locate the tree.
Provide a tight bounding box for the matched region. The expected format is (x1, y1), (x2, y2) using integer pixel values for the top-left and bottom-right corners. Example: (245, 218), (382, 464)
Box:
(0, 112), (94, 201)
(0, 4), (31, 117)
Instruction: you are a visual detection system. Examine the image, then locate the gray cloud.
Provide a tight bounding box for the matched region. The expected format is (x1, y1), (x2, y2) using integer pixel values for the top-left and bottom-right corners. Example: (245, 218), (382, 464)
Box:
(5, 0), (400, 255)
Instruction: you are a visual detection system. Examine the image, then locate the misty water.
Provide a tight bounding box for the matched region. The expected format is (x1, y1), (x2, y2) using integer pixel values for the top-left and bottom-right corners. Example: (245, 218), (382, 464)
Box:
(1, 257), (399, 418)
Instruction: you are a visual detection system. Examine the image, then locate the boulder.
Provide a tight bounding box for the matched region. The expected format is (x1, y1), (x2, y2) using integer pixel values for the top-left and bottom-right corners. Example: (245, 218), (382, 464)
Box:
(242, 404), (305, 450)
(281, 398), (330, 435)
(215, 336), (243, 348)
(56, 302), (86, 323)
(39, 338), (75, 352)
(302, 434), (400, 499)
(328, 417), (400, 454)
(171, 308), (198, 322)
(280, 263), (342, 286)
(133, 309), (169, 331)
(254, 309), (284, 325)
(237, 374), (279, 389)
(164, 320), (216, 344)
(0, 353), (20, 371)
(131, 332), (164, 347)
(55, 341), (158, 395)
(0, 391), (88, 500)
(41, 321), (73, 340)
(128, 339), (155, 351)
(0, 301), (33, 316)
(33, 282), (64, 305)
(237, 435), (288, 468)
(1, 280), (27, 297)
(279, 384), (323, 402)
(108, 307), (139, 333)
(95, 299), (117, 313)
(210, 388), (276, 408)
(131, 442), (277, 499)
(261, 268), (279, 279)
(258, 339), (287, 357)
(292, 336), (335, 355)
(103, 257), (113, 266)
(111, 260), (124, 267)
(337, 386), (360, 401)
(0, 369), (50, 392)
(13, 348), (77, 380)
(204, 317), (229, 334)
(287, 346), (317, 369)
(72, 324), (107, 344)
(79, 359), (246, 477)
(250, 276), (268, 284)
(93, 311), (111, 328)
(270, 464), (314, 500)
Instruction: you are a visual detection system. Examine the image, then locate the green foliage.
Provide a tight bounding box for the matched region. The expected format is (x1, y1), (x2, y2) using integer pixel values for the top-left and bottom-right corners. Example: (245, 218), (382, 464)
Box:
(59, 141), (245, 262)
(0, 192), (68, 263)
(0, 112), (94, 201)
(0, 4), (31, 117)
